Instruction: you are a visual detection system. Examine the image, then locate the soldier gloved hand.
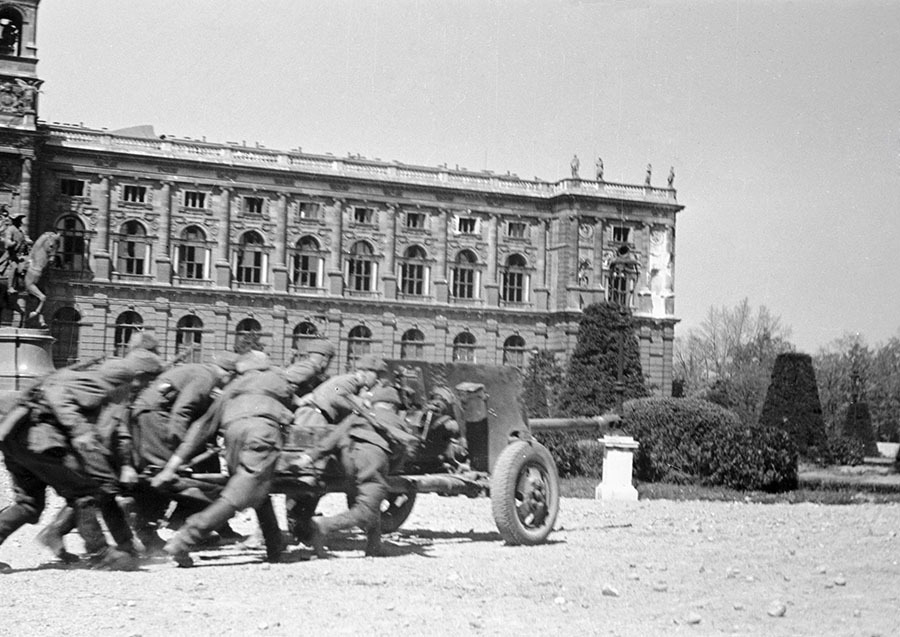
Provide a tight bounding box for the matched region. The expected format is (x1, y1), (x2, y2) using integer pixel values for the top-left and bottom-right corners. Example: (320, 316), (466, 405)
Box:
(149, 467), (177, 489)
(119, 465), (138, 486)
(72, 432), (102, 455)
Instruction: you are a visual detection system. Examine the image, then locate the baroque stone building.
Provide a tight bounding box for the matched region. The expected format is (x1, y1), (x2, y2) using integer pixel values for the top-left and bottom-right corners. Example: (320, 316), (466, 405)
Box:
(0, 0), (682, 394)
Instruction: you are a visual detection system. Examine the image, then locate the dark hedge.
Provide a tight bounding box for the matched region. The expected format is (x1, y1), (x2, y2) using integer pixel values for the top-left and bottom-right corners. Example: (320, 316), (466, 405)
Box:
(623, 397), (798, 492)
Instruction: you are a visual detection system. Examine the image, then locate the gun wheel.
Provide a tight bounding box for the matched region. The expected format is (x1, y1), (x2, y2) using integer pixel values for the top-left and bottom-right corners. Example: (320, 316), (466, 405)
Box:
(491, 440), (560, 545)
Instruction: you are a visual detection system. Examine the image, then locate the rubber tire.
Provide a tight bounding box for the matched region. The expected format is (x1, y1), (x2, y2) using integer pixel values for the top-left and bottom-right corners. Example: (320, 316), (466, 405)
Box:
(491, 440), (560, 545)
(375, 489), (417, 534)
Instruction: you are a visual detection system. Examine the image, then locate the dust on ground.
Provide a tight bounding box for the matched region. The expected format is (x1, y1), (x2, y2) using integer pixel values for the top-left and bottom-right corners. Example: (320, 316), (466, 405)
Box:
(0, 484), (898, 637)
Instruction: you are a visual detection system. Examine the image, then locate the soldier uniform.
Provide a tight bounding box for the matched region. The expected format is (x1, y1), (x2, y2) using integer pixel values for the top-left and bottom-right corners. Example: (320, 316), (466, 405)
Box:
(0, 348), (163, 568)
(163, 351), (297, 566)
(128, 352), (239, 549)
(292, 354), (387, 430)
(304, 386), (409, 557)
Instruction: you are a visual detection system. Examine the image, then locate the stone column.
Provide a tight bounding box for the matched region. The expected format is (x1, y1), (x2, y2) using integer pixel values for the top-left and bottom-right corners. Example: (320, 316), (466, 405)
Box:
(94, 175), (112, 281)
(155, 181), (173, 284)
(18, 157), (32, 223)
(484, 214), (499, 305)
(215, 187), (232, 288)
(272, 192), (288, 291)
(381, 204), (397, 299)
(327, 199), (345, 295)
(533, 219), (549, 310)
(433, 208), (449, 302)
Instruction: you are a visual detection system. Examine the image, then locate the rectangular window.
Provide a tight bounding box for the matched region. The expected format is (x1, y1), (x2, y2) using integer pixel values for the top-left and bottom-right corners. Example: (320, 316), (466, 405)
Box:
(123, 185), (147, 203)
(406, 212), (425, 229)
(507, 221), (527, 238)
(457, 217), (477, 234)
(502, 271), (525, 303)
(178, 245), (206, 279)
(243, 196), (265, 215)
(298, 202), (321, 220)
(60, 179), (85, 197)
(237, 250), (263, 283)
(348, 259), (373, 291)
(293, 254), (318, 287)
(353, 207), (374, 224)
(613, 226), (631, 243)
(184, 191), (207, 209)
(452, 267), (475, 299)
(119, 240), (146, 275)
(401, 262), (425, 296)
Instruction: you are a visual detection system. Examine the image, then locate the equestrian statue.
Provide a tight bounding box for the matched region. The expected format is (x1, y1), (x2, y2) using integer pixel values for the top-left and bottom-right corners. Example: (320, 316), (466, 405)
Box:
(0, 214), (60, 328)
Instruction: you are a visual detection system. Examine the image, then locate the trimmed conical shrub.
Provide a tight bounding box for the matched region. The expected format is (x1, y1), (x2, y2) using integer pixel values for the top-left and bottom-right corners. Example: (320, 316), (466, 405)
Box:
(556, 302), (648, 417)
(842, 402), (878, 456)
(759, 352), (827, 457)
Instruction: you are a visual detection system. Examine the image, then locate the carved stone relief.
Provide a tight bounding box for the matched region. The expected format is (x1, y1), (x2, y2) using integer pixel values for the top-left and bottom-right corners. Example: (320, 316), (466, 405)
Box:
(647, 226), (674, 317)
(0, 78), (37, 115)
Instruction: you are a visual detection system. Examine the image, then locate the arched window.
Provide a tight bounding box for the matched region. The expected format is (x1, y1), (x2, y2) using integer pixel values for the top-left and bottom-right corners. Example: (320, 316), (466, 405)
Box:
(176, 315), (204, 363)
(0, 9), (23, 57)
(502, 335), (527, 368)
(235, 231), (267, 285)
(400, 328), (425, 360)
(345, 241), (377, 292)
(452, 331), (477, 363)
(347, 325), (372, 369)
(115, 220), (151, 276)
(292, 321), (318, 353)
(234, 317), (262, 353)
(290, 236), (323, 289)
(399, 245), (429, 297)
(606, 252), (640, 309)
(501, 254), (529, 303)
(55, 215), (89, 273)
(175, 225), (210, 281)
(50, 307), (81, 367)
(451, 250), (479, 299)
(114, 311), (144, 357)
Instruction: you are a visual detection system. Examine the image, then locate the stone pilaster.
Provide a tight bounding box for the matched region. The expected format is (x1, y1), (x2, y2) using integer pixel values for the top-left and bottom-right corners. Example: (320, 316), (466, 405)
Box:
(215, 187), (232, 287)
(93, 175), (112, 281)
(381, 204), (397, 299)
(327, 199), (345, 295)
(433, 208), (448, 303)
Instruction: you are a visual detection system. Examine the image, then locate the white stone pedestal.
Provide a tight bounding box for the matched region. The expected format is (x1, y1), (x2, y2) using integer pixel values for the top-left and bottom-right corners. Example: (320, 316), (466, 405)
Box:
(595, 435), (639, 502)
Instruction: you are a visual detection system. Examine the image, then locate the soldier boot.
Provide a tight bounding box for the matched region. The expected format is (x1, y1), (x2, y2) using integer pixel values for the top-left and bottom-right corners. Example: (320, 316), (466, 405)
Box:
(254, 497), (284, 563)
(164, 498), (237, 567)
(76, 501), (137, 571)
(35, 504), (79, 563)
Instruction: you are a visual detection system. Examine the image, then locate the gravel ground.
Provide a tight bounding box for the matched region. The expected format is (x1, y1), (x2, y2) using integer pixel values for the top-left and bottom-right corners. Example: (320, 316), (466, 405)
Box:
(0, 485), (898, 637)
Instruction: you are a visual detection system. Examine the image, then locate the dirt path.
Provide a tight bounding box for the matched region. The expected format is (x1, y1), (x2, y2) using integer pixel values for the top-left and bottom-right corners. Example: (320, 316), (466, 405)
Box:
(0, 490), (898, 637)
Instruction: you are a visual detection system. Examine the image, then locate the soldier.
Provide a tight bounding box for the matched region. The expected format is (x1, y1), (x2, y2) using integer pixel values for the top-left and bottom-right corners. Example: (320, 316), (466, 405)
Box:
(1, 213), (31, 293)
(127, 350), (240, 551)
(292, 354), (387, 430)
(0, 342), (163, 569)
(299, 386), (410, 557)
(416, 386), (468, 472)
(287, 353), (385, 542)
(158, 351), (299, 567)
(287, 339), (335, 398)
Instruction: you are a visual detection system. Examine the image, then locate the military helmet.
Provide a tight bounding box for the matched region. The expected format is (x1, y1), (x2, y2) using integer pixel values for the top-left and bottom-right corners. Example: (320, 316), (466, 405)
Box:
(305, 339), (336, 358)
(355, 354), (387, 373)
(369, 385), (402, 405)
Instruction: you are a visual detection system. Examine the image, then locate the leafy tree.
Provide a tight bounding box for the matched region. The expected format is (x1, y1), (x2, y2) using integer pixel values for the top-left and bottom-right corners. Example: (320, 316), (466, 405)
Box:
(674, 298), (793, 425)
(813, 335), (900, 443)
(759, 352), (827, 457)
(556, 302), (648, 417)
(521, 349), (564, 418)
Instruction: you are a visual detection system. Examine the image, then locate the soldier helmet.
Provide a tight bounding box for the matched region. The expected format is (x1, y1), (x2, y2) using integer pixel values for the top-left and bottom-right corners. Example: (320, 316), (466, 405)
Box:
(355, 354), (387, 373)
(127, 331), (160, 354)
(305, 339), (336, 358)
(236, 349), (270, 373)
(211, 350), (239, 373)
(369, 386), (402, 406)
(98, 349), (164, 384)
(429, 386), (456, 407)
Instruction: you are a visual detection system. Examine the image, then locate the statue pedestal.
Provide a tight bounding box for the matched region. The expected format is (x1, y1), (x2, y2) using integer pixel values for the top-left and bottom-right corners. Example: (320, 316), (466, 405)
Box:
(595, 435), (640, 502)
(0, 327), (55, 407)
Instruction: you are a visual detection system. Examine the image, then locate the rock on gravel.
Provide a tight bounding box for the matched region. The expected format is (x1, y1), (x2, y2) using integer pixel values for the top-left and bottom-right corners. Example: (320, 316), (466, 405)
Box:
(0, 487), (898, 637)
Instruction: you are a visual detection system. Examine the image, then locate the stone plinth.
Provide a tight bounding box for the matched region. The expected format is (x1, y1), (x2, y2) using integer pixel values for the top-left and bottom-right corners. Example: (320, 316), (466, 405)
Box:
(0, 327), (55, 407)
(595, 435), (639, 502)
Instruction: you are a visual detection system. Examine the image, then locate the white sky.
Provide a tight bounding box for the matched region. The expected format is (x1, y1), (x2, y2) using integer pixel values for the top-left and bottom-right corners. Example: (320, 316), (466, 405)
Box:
(34, 0), (900, 352)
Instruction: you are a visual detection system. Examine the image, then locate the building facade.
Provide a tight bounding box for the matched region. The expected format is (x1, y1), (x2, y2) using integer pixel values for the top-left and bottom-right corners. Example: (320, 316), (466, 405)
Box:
(0, 0), (682, 394)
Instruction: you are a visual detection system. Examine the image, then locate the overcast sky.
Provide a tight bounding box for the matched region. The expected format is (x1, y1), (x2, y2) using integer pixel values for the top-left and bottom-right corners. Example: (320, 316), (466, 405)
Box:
(35, 1), (900, 353)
